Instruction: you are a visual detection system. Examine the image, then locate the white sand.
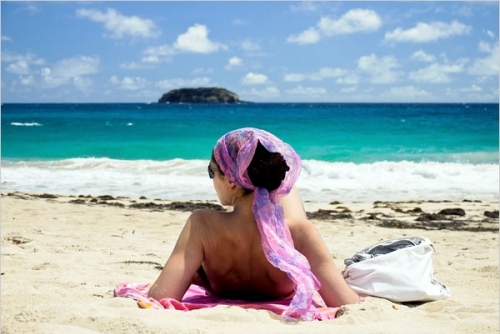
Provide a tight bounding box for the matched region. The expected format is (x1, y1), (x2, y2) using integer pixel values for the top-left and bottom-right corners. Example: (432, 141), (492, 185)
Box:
(1, 192), (498, 334)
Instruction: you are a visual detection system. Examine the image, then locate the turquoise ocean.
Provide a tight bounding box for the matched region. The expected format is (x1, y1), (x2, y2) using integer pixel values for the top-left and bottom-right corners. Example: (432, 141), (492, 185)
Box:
(2, 103), (498, 202)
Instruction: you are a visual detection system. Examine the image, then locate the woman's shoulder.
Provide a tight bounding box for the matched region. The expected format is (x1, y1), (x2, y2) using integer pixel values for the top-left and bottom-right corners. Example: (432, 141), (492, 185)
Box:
(187, 209), (228, 228)
(189, 208), (226, 219)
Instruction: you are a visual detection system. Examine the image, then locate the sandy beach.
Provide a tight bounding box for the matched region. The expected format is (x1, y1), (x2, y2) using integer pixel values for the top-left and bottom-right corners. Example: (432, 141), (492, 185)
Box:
(1, 191), (498, 334)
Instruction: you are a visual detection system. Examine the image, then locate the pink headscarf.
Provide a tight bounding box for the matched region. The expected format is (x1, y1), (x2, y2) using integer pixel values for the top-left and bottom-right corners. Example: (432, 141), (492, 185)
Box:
(213, 128), (321, 321)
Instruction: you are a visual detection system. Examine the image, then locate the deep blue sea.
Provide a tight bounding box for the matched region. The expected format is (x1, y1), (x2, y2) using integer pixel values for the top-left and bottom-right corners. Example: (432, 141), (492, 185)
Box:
(2, 103), (498, 202)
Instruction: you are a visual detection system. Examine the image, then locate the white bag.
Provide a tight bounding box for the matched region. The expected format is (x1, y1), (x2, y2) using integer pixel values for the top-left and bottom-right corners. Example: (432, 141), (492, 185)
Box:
(343, 236), (451, 302)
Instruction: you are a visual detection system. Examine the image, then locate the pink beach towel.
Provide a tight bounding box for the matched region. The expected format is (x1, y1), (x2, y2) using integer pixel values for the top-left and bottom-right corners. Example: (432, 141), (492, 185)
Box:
(114, 283), (340, 321)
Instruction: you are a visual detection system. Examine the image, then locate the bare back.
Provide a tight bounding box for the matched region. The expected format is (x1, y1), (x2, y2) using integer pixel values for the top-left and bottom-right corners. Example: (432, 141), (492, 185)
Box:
(195, 209), (295, 301)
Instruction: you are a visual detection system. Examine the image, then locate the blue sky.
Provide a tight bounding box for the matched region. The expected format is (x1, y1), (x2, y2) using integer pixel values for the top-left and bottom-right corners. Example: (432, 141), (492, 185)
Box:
(1, 1), (498, 103)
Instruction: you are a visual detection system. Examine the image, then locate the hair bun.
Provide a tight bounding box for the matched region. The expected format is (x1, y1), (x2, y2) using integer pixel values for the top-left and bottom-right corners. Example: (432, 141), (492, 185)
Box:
(247, 141), (290, 192)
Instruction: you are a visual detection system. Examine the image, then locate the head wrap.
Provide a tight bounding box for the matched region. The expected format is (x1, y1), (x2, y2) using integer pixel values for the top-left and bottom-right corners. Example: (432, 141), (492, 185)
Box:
(213, 127), (321, 321)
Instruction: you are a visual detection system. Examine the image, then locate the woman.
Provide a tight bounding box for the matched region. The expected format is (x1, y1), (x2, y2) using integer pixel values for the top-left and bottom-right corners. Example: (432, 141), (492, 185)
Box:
(147, 128), (359, 320)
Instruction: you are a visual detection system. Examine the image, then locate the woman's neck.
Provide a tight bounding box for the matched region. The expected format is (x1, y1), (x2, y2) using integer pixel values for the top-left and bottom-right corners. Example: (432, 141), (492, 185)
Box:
(230, 193), (255, 218)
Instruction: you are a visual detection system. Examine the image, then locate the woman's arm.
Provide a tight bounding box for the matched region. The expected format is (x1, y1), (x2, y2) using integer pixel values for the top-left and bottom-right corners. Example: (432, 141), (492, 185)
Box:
(290, 219), (359, 307)
(282, 188), (359, 306)
(147, 213), (204, 301)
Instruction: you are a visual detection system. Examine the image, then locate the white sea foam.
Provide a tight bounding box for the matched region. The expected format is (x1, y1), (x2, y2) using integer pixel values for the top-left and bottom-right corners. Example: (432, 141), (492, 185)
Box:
(1, 158), (498, 202)
(10, 122), (42, 126)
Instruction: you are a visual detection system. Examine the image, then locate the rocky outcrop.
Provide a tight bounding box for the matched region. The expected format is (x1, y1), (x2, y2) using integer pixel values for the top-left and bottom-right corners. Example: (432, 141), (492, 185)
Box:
(158, 87), (240, 103)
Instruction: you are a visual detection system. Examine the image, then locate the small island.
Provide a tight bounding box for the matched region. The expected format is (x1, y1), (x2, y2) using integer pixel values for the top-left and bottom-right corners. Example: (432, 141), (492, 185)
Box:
(158, 87), (241, 104)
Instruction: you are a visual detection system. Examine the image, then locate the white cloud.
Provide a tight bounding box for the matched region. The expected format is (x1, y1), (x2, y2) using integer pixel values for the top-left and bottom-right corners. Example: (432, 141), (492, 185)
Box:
(478, 41), (493, 53)
(340, 86), (357, 93)
(409, 59), (467, 83)
(156, 77), (212, 90)
(290, 2), (319, 12)
(120, 62), (154, 70)
(76, 8), (160, 39)
(3, 53), (98, 92)
(3, 52), (45, 75)
(385, 20), (471, 43)
(241, 40), (261, 52)
(411, 50), (436, 62)
(110, 75), (149, 90)
(459, 84), (482, 92)
(173, 24), (227, 54)
(193, 67), (213, 75)
(51, 56), (100, 77)
(242, 72), (268, 85)
(311, 67), (346, 80)
(141, 24), (227, 63)
(383, 86), (431, 99)
(141, 45), (175, 63)
(284, 67), (346, 82)
(19, 75), (35, 86)
(1, 52), (38, 64)
(453, 4), (474, 18)
(41, 56), (99, 88)
(283, 73), (306, 82)
(39, 68), (61, 87)
(1, 35), (12, 41)
(287, 28), (321, 45)
(287, 9), (381, 45)
(17, 3), (39, 14)
(285, 85), (327, 96)
(357, 54), (400, 84)
(7, 60), (31, 76)
(246, 86), (280, 99)
(73, 76), (93, 92)
(336, 75), (359, 85)
(318, 9), (382, 36)
(231, 18), (248, 26)
(240, 40), (266, 57)
(225, 57), (243, 70)
(468, 44), (499, 76)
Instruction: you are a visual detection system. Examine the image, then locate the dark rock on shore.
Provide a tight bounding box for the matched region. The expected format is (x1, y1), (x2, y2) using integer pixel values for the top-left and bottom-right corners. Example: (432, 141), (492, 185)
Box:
(437, 208), (466, 216)
(484, 210), (499, 218)
(158, 87), (241, 104)
(306, 209), (353, 220)
(416, 213), (448, 221)
(378, 219), (497, 232)
(306, 207), (354, 220)
(129, 201), (224, 212)
(33, 193), (59, 199)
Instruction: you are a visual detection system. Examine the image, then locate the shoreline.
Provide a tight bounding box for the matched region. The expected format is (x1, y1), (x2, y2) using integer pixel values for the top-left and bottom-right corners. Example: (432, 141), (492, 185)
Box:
(3, 191), (498, 232)
(1, 191), (498, 333)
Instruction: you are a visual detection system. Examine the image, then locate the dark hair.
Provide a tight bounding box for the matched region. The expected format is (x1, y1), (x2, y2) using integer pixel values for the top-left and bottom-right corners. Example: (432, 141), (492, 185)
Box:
(210, 141), (290, 195)
(246, 141), (290, 193)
